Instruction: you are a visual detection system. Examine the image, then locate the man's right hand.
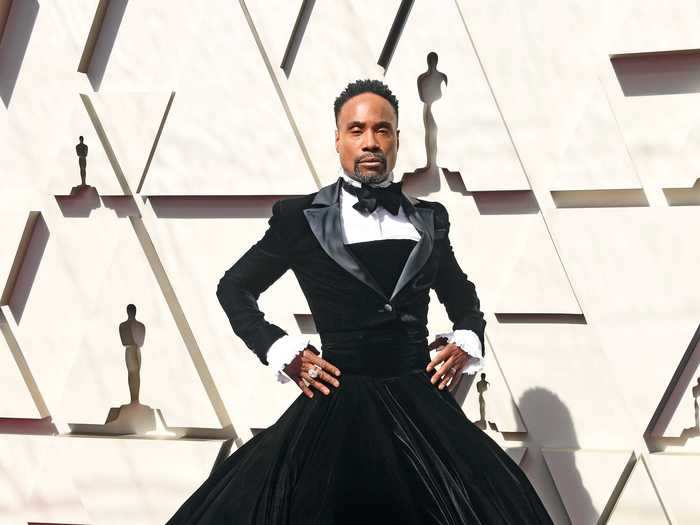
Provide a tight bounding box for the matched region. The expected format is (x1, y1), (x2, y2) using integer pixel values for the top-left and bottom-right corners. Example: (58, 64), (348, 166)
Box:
(283, 345), (341, 398)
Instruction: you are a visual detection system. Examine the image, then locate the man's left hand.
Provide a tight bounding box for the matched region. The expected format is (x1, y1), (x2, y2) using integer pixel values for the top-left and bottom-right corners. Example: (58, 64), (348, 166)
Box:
(426, 337), (470, 392)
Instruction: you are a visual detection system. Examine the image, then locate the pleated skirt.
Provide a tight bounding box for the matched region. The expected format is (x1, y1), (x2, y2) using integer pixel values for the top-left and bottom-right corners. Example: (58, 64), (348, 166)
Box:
(165, 341), (554, 524)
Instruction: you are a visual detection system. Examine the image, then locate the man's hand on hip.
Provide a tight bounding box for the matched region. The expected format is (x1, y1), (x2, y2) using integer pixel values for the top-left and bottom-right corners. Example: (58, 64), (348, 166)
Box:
(426, 337), (470, 392)
(283, 344), (341, 398)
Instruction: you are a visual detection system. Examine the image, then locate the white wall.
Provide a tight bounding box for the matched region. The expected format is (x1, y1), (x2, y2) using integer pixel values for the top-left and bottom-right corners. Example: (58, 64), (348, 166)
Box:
(1, 1), (699, 523)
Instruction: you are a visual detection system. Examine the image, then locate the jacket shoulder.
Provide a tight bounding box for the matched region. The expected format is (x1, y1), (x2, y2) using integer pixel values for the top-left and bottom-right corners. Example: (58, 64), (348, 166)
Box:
(272, 193), (316, 217)
(413, 198), (449, 228)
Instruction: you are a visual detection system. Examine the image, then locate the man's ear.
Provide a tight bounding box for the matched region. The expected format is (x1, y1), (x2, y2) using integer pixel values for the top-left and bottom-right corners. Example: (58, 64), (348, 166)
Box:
(334, 128), (339, 153)
(396, 128), (400, 151)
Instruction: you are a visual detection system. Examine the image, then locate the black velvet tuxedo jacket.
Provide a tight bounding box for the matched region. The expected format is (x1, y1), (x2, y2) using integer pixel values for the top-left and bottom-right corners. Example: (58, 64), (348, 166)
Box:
(216, 176), (486, 366)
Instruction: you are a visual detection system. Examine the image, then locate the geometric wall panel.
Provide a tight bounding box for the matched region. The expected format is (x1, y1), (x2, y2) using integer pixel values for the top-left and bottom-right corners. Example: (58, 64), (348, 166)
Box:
(1, 1), (125, 201)
(87, 91), (174, 194)
(646, 324), (700, 451)
(5, 89), (125, 200)
(5, 207), (219, 430)
(546, 206), (700, 435)
(19, 437), (91, 525)
(607, 76), (700, 192)
(246, 0), (396, 186)
(383, 0), (527, 191)
(4, 0), (700, 521)
(408, 184), (581, 316)
(456, 0), (644, 193)
(142, 201), (315, 431)
(57, 437), (221, 525)
(72, 439), (222, 525)
(607, 455), (669, 525)
(0, 435), (53, 525)
(646, 452), (700, 524)
(487, 320), (637, 449)
(605, 0), (700, 199)
(459, 339), (528, 435)
(87, 0), (317, 196)
(0, 434), (221, 524)
(0, 310), (41, 418)
(542, 448), (635, 525)
(1, 210), (39, 306)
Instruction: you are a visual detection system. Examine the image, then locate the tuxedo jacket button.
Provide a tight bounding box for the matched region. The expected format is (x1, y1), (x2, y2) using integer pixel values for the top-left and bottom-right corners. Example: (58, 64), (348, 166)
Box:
(383, 303), (393, 312)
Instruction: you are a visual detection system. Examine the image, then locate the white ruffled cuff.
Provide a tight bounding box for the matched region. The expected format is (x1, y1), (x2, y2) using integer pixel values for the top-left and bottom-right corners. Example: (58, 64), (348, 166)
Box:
(433, 329), (485, 375)
(266, 335), (310, 384)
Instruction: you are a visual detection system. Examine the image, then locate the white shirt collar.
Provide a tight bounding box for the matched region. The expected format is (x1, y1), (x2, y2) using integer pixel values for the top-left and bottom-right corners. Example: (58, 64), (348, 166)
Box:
(337, 163), (395, 188)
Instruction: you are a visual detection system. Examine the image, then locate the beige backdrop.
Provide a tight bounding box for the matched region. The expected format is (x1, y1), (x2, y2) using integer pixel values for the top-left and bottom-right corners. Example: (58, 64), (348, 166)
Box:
(1, 1), (700, 523)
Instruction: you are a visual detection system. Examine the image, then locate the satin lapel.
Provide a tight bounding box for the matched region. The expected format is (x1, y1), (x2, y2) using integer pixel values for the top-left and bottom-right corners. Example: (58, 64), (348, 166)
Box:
(389, 205), (434, 301)
(303, 203), (388, 300)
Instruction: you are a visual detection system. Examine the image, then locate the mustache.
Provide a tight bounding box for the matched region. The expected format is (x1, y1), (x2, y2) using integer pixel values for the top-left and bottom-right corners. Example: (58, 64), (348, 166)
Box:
(355, 153), (386, 164)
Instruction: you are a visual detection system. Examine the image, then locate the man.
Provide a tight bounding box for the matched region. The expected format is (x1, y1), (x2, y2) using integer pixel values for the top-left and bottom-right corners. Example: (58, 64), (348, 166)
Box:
(216, 78), (486, 398)
(167, 79), (553, 524)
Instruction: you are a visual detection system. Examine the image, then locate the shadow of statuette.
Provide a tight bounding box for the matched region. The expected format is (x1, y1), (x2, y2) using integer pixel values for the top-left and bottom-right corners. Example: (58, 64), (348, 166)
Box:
(680, 376), (700, 439)
(401, 164), (442, 196)
(101, 303), (172, 436)
(646, 326), (700, 451)
(417, 51), (447, 172)
(54, 136), (141, 217)
(401, 53), (455, 197)
(473, 372), (500, 434)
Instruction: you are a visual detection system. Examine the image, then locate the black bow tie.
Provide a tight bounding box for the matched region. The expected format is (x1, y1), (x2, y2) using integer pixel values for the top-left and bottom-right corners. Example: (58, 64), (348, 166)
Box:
(341, 179), (403, 215)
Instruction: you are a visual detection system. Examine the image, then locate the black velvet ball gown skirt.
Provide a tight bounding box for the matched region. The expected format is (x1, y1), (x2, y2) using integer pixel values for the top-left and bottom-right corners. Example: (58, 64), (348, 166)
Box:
(165, 331), (554, 524)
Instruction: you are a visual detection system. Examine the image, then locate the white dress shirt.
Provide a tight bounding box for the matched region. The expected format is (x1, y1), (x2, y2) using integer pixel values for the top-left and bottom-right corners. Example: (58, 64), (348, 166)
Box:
(266, 165), (486, 383)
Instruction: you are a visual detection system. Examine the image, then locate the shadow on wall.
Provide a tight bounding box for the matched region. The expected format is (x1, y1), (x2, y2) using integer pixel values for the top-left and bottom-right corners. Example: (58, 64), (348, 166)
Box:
(517, 387), (597, 524)
(611, 49), (700, 97)
(4, 212), (48, 324)
(280, 0), (414, 77)
(0, 0), (38, 107)
(401, 51), (448, 197)
(79, 0), (129, 91)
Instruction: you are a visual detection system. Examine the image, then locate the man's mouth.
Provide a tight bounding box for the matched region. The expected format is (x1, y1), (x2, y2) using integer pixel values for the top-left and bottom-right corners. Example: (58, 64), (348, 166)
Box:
(359, 158), (384, 166)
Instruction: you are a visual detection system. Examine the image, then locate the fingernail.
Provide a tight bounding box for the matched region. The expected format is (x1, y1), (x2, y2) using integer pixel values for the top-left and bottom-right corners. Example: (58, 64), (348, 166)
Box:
(335, 370), (340, 376)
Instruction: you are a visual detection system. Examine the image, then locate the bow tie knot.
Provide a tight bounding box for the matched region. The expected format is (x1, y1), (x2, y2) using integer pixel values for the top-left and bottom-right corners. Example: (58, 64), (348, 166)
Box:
(341, 180), (403, 215)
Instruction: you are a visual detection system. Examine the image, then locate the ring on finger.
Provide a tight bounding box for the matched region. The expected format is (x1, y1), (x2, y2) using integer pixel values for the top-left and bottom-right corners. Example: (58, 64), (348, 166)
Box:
(308, 364), (322, 379)
(301, 377), (311, 387)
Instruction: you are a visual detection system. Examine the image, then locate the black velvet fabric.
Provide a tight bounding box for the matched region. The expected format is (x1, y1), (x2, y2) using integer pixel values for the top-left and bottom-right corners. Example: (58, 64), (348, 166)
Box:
(166, 231), (554, 524)
(214, 178), (487, 368)
(345, 238), (417, 298)
(165, 367), (553, 524)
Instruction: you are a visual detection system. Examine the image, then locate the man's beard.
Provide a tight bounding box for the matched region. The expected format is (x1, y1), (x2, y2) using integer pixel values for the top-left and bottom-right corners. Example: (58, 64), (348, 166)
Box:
(347, 153), (390, 185)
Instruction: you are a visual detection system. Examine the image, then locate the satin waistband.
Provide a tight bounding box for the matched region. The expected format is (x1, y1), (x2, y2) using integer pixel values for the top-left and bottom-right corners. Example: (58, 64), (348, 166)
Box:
(320, 329), (430, 377)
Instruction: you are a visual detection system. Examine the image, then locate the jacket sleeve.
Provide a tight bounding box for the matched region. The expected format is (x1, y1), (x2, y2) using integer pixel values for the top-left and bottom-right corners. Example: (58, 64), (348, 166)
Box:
(431, 203), (487, 356)
(216, 199), (292, 365)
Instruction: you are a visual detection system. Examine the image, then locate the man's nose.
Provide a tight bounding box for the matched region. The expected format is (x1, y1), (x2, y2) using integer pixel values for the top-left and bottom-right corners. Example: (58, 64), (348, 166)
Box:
(361, 130), (380, 150)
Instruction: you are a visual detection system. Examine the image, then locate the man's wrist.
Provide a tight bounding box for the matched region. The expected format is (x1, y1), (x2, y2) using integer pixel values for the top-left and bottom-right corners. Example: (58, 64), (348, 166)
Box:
(266, 335), (311, 384)
(432, 329), (485, 375)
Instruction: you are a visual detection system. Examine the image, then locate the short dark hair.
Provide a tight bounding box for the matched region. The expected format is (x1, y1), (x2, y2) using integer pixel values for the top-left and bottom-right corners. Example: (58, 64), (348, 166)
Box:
(333, 79), (399, 127)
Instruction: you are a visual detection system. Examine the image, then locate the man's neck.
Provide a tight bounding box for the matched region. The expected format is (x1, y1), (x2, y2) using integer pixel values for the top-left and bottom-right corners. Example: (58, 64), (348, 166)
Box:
(337, 164), (394, 188)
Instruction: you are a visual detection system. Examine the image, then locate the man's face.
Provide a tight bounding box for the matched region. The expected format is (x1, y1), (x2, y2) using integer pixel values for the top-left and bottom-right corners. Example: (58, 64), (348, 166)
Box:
(335, 92), (399, 184)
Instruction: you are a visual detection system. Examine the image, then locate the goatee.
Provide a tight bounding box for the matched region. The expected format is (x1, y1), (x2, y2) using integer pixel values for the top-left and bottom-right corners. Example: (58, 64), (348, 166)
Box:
(350, 166), (390, 185)
(346, 153), (391, 185)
